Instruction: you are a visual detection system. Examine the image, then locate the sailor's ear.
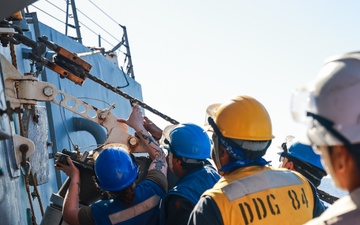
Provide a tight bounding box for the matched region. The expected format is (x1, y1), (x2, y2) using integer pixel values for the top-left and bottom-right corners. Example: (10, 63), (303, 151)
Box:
(219, 145), (227, 158)
(286, 161), (294, 170)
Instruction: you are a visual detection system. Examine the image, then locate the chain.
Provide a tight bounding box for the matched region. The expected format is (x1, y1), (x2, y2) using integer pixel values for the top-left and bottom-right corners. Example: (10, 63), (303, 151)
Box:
(8, 32), (180, 124)
(87, 72), (180, 124)
(52, 55), (180, 124)
(316, 188), (339, 205)
(10, 43), (18, 69)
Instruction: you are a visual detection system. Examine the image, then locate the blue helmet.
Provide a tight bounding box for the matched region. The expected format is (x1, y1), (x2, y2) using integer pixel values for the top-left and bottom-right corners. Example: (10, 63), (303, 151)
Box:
(94, 145), (138, 191)
(287, 142), (324, 171)
(164, 123), (211, 160)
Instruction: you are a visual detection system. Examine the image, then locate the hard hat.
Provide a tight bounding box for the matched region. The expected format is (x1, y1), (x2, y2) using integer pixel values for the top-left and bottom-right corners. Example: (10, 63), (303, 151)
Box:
(206, 95), (273, 168)
(94, 144), (138, 191)
(207, 95), (273, 141)
(286, 142), (325, 171)
(291, 52), (360, 146)
(278, 141), (327, 187)
(162, 123), (211, 160)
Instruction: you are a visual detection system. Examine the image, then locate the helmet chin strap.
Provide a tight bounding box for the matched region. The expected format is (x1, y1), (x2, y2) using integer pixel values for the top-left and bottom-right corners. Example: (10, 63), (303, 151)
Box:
(208, 117), (224, 173)
(211, 135), (223, 173)
(168, 152), (174, 173)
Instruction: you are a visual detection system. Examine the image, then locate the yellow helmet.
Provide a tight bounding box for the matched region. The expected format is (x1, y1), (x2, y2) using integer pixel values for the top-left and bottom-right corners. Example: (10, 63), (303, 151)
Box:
(207, 95), (273, 141)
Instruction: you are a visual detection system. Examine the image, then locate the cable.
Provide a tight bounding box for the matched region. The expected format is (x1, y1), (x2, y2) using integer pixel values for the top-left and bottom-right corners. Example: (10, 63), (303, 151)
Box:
(31, 0), (127, 53)
(87, 0), (121, 25)
(58, 96), (79, 151)
(76, 21), (114, 47)
(75, 7), (121, 43)
(31, 1), (115, 47)
(76, 97), (112, 106)
(117, 67), (130, 88)
(77, 143), (103, 151)
(30, 5), (66, 26)
(45, 0), (66, 13)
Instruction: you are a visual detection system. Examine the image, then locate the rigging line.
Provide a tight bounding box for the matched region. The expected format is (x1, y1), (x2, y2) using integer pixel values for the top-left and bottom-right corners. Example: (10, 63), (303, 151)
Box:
(77, 97), (112, 106)
(30, 5), (66, 25)
(77, 143), (103, 151)
(58, 97), (78, 150)
(32, 2), (114, 47)
(45, 0), (66, 13)
(116, 68), (130, 89)
(116, 48), (132, 64)
(29, 171), (45, 215)
(75, 7), (121, 43)
(87, 0), (121, 25)
(75, 20), (114, 47)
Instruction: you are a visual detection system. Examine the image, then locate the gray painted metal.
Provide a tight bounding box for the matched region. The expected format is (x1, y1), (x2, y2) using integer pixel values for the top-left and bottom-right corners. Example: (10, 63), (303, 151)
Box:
(22, 106), (50, 185)
(0, 0), (37, 20)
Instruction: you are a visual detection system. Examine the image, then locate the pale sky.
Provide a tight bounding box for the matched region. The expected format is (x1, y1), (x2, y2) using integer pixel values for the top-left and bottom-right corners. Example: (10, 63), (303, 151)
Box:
(29, 0), (360, 162)
(27, 0), (357, 197)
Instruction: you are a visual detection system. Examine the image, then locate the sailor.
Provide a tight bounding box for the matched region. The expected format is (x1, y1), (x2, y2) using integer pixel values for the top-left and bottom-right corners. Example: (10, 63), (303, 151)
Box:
(291, 52), (360, 224)
(188, 95), (326, 225)
(278, 141), (338, 205)
(55, 105), (168, 225)
(278, 141), (327, 188)
(159, 123), (220, 225)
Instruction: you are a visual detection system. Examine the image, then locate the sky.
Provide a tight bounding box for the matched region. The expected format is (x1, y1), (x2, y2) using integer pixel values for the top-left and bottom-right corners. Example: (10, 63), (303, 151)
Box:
(28, 1), (360, 153)
(27, 0), (356, 196)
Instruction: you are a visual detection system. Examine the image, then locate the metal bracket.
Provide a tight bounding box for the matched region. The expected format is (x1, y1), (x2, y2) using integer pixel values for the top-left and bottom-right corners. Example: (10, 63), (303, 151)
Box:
(0, 53), (142, 152)
(13, 134), (35, 167)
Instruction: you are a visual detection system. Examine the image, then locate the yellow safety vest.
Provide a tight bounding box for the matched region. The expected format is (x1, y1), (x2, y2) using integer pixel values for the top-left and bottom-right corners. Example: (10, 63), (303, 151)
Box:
(203, 166), (314, 225)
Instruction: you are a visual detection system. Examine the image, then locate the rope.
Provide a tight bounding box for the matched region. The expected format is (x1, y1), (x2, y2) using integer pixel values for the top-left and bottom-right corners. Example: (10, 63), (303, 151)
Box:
(23, 167), (38, 225)
(30, 171), (45, 216)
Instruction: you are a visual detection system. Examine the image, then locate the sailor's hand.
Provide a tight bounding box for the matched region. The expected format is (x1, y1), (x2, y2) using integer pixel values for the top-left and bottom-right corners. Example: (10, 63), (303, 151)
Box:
(55, 157), (80, 180)
(117, 105), (144, 131)
(143, 116), (163, 141)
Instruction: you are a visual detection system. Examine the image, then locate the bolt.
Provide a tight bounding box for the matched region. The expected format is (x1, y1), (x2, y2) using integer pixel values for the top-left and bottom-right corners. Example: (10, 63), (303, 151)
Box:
(19, 144), (29, 153)
(128, 136), (138, 146)
(43, 86), (54, 97)
(98, 112), (106, 120)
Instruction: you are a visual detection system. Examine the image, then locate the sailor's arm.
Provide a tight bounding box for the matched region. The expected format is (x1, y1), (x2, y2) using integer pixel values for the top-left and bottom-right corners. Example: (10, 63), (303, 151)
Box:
(143, 116), (163, 141)
(55, 157), (81, 225)
(118, 105), (167, 176)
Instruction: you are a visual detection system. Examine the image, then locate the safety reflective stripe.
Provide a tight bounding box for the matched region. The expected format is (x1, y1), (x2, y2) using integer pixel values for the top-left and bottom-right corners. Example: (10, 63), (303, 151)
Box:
(108, 195), (161, 224)
(222, 170), (302, 201)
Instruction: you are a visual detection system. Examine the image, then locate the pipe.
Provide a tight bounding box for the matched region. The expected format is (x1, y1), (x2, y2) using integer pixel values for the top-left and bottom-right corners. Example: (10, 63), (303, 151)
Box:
(72, 117), (106, 144)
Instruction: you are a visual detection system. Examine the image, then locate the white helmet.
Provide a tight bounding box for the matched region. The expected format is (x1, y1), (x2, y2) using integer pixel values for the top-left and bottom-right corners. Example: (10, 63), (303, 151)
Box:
(291, 52), (360, 147)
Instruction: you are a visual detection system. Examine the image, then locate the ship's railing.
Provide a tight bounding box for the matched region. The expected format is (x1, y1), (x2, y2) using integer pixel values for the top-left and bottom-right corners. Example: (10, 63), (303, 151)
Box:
(27, 0), (135, 79)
